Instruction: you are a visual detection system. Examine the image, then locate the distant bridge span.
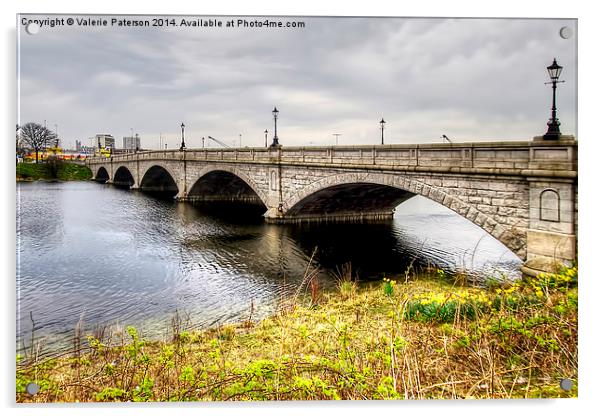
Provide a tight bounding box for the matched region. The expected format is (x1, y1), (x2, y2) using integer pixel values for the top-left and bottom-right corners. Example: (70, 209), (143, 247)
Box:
(87, 136), (578, 275)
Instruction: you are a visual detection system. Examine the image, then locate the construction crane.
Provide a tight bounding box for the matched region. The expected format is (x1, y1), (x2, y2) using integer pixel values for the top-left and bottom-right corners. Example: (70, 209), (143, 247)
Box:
(206, 135), (231, 148)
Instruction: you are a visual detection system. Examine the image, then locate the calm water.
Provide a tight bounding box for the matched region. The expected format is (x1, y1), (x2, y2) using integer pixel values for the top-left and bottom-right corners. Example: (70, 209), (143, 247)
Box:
(16, 181), (521, 355)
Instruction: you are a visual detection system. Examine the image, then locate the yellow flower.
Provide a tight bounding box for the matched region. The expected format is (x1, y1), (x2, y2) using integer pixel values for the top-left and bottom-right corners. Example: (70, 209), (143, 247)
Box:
(504, 286), (516, 294)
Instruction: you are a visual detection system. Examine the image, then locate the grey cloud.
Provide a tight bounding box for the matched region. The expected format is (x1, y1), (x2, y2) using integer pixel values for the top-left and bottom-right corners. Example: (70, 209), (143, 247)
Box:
(18, 15), (577, 149)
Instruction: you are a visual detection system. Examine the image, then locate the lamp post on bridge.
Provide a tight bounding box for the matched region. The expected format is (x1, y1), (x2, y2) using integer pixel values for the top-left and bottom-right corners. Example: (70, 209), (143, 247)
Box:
(379, 118), (386, 145)
(333, 133), (341, 145)
(264, 129), (268, 147)
(270, 107), (281, 148)
(543, 58), (564, 140)
(180, 122), (186, 151)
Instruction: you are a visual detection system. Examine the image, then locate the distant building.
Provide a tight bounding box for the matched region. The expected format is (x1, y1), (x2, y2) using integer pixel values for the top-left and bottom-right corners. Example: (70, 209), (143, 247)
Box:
(75, 140), (82, 151)
(95, 134), (115, 150)
(123, 134), (141, 151)
(80, 145), (96, 154)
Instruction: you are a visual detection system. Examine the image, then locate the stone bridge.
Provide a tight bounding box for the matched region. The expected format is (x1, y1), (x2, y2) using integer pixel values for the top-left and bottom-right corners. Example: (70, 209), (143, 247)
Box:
(86, 136), (578, 275)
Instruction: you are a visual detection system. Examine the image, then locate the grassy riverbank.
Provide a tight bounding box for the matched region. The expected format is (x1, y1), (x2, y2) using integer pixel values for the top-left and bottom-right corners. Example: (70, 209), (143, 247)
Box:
(16, 162), (92, 181)
(16, 266), (577, 402)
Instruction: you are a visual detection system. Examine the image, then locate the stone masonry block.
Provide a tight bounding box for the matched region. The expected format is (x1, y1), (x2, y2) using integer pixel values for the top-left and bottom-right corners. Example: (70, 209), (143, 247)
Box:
(474, 212), (488, 227)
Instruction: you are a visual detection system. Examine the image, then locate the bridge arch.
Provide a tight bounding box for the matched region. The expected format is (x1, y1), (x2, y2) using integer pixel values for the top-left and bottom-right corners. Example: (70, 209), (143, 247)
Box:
(113, 166), (135, 187)
(139, 164), (179, 197)
(188, 165), (269, 207)
(140, 162), (180, 188)
(95, 166), (110, 183)
(281, 172), (525, 258)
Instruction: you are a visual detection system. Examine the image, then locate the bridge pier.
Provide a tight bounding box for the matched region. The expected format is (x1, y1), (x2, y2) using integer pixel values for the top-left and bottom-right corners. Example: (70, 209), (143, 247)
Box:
(175, 178), (187, 199)
(522, 137), (577, 275)
(522, 230), (576, 276)
(522, 182), (577, 275)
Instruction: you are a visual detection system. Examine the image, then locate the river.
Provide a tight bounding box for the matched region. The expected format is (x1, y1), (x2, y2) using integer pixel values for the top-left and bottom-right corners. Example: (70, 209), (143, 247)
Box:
(16, 181), (521, 356)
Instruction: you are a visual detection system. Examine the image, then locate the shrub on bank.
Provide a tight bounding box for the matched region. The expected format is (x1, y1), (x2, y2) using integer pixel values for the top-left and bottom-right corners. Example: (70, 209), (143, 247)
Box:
(15, 163), (51, 180)
(16, 161), (92, 181)
(56, 162), (92, 180)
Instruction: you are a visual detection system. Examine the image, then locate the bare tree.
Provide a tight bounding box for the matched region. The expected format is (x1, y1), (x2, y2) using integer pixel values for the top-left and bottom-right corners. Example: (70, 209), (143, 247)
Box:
(16, 124), (26, 161)
(19, 122), (57, 163)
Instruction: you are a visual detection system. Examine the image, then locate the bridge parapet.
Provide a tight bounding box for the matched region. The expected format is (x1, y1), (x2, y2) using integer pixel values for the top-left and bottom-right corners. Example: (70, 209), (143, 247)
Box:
(87, 138), (576, 177)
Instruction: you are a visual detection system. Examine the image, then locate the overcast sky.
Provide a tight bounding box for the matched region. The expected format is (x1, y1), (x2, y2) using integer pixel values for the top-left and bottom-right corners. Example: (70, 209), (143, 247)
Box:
(17, 15), (577, 150)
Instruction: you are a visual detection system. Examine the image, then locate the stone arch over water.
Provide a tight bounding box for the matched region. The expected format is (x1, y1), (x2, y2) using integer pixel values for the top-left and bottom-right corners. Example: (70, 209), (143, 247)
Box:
(281, 171), (525, 259)
(95, 166), (109, 183)
(188, 165), (269, 207)
(139, 165), (179, 197)
(113, 166), (135, 187)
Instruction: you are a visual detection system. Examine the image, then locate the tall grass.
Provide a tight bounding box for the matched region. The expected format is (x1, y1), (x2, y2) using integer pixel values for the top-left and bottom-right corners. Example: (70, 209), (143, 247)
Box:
(16, 265), (577, 402)
(332, 262), (357, 300)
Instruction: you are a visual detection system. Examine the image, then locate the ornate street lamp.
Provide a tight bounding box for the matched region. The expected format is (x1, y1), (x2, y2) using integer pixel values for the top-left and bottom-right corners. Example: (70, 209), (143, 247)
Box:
(380, 118), (386, 145)
(543, 58), (564, 140)
(270, 107), (280, 148)
(180, 122), (186, 150)
(264, 129), (268, 147)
